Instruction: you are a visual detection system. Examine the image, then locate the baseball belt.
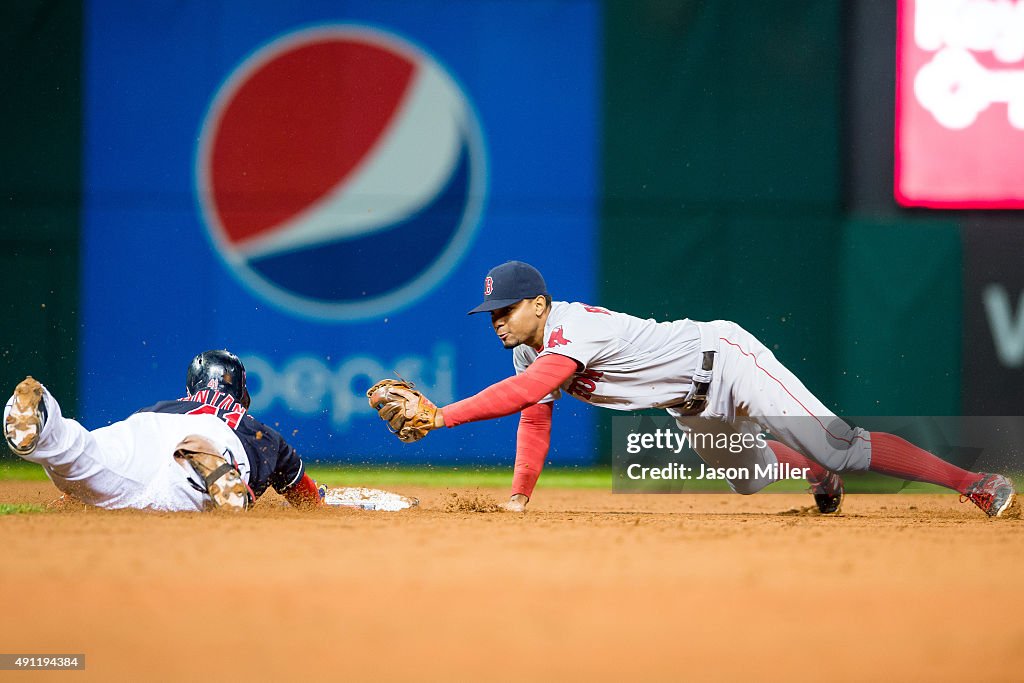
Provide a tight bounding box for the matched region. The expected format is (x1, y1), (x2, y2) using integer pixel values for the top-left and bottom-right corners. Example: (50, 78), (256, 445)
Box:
(666, 351), (716, 415)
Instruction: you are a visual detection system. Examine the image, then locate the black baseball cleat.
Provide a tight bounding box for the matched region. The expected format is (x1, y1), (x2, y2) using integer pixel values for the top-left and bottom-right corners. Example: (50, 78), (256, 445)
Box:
(962, 473), (1016, 518)
(4, 376), (48, 456)
(812, 471), (844, 514)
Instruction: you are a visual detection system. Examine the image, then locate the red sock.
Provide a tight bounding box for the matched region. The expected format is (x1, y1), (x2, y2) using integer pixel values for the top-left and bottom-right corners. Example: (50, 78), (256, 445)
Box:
(868, 432), (982, 494)
(768, 441), (829, 483)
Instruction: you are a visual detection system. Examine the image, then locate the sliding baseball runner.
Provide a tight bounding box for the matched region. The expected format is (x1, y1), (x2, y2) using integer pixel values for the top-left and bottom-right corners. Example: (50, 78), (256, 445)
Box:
(4, 350), (322, 511)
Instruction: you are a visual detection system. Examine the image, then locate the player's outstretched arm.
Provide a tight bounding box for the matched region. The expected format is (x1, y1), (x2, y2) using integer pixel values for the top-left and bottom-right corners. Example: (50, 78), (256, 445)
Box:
(440, 354), (576, 427)
(500, 401), (553, 513)
(367, 354), (574, 442)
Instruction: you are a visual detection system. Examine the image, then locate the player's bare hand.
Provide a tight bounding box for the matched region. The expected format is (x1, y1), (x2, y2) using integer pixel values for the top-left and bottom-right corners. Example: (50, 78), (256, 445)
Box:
(499, 493), (529, 513)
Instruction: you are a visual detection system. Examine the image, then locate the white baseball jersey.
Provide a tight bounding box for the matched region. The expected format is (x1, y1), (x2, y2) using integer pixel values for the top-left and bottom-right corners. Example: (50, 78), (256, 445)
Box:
(9, 386), (254, 512)
(512, 301), (707, 410)
(512, 302), (874, 491)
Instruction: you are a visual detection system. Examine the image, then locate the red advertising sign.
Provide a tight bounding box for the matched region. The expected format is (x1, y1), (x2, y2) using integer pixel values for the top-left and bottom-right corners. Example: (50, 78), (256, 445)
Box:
(896, 0), (1024, 208)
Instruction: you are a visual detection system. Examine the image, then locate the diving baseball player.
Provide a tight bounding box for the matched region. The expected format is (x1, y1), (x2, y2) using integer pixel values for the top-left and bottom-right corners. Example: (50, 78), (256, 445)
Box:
(3, 350), (323, 512)
(368, 261), (1016, 517)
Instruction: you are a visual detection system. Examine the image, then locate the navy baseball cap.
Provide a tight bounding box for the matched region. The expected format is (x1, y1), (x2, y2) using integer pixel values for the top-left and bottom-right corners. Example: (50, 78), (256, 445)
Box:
(468, 261), (548, 314)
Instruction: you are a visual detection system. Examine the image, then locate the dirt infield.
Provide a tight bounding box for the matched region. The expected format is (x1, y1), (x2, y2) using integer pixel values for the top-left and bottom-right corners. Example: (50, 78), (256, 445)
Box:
(2, 479), (1023, 682)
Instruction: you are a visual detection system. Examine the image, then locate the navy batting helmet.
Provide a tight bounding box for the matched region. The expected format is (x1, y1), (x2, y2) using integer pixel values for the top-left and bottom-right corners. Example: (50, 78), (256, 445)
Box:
(185, 349), (251, 409)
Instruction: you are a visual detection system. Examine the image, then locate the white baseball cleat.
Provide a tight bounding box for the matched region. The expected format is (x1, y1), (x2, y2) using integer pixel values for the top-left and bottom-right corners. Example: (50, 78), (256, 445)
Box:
(177, 450), (249, 511)
(4, 376), (48, 456)
(173, 435), (250, 511)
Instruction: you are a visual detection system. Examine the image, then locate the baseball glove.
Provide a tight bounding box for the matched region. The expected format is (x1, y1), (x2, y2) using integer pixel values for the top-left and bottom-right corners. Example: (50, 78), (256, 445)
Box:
(366, 379), (439, 443)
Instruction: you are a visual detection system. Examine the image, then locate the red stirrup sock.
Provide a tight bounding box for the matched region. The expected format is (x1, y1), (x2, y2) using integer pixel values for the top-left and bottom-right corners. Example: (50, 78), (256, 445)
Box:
(768, 441), (830, 483)
(868, 432), (983, 494)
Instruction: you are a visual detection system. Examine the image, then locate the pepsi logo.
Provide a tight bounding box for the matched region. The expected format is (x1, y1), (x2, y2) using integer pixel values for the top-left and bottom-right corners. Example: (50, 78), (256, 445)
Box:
(196, 26), (487, 320)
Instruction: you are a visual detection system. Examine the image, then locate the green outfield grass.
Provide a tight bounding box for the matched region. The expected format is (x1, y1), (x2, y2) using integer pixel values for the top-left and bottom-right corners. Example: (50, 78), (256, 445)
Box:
(308, 464), (610, 488)
(0, 458), (610, 488)
(0, 461), (52, 481)
(0, 503), (46, 515)
(0, 458), (955, 494)
(313, 466), (951, 494)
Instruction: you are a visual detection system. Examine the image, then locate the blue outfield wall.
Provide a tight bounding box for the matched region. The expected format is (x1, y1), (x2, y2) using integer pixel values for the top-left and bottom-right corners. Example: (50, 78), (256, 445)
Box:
(80, 0), (601, 464)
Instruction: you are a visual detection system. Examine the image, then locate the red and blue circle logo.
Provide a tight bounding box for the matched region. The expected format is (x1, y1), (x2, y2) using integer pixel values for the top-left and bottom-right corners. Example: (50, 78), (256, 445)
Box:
(196, 26), (487, 320)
